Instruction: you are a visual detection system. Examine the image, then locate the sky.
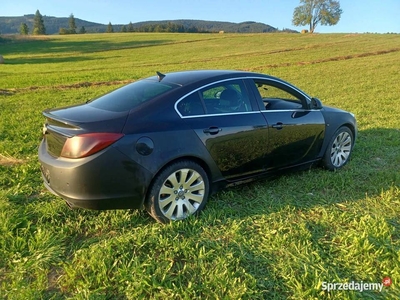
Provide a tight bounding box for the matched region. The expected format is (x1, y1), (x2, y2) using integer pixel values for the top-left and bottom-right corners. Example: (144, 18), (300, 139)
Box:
(2, 0), (400, 33)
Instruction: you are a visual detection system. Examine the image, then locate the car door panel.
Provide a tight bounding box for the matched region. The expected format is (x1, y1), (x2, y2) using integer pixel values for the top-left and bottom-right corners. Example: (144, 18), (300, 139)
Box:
(246, 78), (326, 170)
(262, 110), (325, 169)
(185, 113), (269, 179)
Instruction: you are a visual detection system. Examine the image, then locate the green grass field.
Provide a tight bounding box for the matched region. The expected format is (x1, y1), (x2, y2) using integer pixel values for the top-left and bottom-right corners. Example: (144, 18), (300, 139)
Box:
(1, 32), (399, 299)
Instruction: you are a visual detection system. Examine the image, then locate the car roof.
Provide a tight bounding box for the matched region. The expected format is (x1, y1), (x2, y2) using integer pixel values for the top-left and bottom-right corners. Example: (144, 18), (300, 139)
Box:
(146, 70), (272, 86)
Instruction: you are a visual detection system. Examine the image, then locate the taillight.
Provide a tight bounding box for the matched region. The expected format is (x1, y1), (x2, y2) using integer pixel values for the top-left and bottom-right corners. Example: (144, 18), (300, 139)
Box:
(60, 133), (124, 158)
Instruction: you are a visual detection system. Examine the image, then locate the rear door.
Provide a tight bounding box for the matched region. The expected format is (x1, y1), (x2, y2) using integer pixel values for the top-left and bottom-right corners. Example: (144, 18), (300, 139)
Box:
(175, 79), (269, 180)
(248, 78), (325, 170)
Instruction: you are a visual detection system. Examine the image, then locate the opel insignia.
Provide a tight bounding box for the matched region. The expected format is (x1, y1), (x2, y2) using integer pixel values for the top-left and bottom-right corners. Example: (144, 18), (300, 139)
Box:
(39, 70), (357, 223)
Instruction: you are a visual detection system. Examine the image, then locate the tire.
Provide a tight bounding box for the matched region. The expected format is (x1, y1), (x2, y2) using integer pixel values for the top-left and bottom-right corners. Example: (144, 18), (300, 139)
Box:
(145, 160), (209, 223)
(322, 126), (354, 171)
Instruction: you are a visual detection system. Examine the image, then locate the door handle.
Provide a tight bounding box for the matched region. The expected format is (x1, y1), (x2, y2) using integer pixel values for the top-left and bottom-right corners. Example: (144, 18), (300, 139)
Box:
(272, 122), (283, 130)
(203, 127), (221, 135)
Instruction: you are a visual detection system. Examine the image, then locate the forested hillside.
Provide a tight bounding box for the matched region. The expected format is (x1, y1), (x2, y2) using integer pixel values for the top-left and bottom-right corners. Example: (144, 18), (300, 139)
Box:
(0, 15), (297, 34)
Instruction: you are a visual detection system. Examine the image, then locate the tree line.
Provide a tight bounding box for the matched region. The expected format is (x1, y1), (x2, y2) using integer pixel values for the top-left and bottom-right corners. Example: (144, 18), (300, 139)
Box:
(19, 10), (86, 35)
(18, 11), (216, 35)
(19, 1), (343, 36)
(19, 10), (46, 35)
(120, 22), (204, 33)
(59, 13), (86, 34)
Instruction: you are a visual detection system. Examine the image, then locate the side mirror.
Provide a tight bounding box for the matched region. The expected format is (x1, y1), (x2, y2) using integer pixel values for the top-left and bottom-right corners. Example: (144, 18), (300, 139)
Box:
(311, 97), (323, 109)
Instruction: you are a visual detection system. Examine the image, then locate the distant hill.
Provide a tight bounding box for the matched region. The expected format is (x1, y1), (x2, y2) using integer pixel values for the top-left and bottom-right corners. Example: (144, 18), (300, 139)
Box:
(131, 20), (279, 33)
(0, 15), (105, 34)
(0, 15), (297, 34)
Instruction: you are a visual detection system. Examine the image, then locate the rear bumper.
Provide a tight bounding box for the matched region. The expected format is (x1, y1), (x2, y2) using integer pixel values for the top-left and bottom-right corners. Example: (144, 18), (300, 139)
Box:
(38, 139), (153, 210)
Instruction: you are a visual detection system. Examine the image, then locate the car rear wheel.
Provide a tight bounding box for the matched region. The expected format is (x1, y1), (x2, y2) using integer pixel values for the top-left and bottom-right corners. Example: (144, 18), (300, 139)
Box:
(145, 160), (209, 223)
(322, 126), (354, 170)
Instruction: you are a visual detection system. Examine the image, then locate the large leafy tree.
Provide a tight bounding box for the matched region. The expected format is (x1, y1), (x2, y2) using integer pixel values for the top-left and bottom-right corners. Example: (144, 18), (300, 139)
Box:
(292, 0), (343, 33)
(33, 9), (46, 35)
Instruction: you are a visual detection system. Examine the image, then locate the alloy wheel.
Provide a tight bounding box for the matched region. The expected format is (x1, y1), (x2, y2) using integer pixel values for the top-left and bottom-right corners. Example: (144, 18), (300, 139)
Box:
(158, 168), (205, 220)
(330, 131), (352, 167)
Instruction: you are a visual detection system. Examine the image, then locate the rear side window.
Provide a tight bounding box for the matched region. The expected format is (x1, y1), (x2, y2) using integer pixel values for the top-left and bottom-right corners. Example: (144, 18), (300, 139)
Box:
(177, 92), (206, 116)
(176, 79), (252, 117)
(88, 79), (178, 112)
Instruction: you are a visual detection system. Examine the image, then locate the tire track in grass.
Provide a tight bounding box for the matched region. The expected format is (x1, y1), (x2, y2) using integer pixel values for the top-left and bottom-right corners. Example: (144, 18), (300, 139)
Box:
(132, 41), (352, 67)
(114, 44), (400, 71)
(16, 40), (354, 75)
(0, 79), (135, 94)
(2, 47), (398, 94)
(7, 40), (345, 75)
(248, 48), (400, 71)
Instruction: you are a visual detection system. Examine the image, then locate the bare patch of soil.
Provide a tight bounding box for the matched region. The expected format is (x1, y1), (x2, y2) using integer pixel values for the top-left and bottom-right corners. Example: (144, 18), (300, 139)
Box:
(0, 154), (26, 167)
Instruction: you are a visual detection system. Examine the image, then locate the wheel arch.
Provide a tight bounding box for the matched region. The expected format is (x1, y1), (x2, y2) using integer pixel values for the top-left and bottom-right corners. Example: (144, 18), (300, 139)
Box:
(332, 122), (357, 150)
(144, 155), (222, 205)
(343, 122), (357, 143)
(320, 123), (355, 170)
(319, 121), (356, 159)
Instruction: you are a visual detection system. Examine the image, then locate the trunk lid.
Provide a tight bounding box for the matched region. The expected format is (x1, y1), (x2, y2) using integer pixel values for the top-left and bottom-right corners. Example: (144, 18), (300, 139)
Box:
(42, 103), (128, 157)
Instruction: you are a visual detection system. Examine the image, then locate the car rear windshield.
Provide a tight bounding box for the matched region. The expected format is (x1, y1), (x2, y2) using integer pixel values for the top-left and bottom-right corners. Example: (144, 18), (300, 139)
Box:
(88, 79), (178, 112)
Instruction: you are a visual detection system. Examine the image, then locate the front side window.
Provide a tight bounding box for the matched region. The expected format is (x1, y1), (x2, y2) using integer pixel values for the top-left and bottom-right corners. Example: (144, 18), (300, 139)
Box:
(88, 79), (178, 112)
(253, 80), (304, 110)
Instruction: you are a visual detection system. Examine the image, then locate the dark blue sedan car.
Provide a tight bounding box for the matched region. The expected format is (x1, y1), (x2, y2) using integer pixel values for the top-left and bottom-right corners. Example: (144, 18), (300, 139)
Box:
(39, 70), (357, 223)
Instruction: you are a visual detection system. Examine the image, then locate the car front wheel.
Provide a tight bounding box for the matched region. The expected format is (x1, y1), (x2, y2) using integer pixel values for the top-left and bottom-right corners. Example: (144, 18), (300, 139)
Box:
(322, 126), (354, 170)
(145, 160), (209, 223)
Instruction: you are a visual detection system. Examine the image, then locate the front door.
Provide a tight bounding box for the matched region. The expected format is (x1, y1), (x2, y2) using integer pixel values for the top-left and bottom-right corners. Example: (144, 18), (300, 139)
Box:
(176, 79), (269, 179)
(248, 78), (325, 170)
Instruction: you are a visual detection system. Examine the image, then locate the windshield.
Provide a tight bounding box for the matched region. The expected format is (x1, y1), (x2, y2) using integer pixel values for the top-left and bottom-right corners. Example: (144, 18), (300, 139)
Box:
(88, 79), (178, 112)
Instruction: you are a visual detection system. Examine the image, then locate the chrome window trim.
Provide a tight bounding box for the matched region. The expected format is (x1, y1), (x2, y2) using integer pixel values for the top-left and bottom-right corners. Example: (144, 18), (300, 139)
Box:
(174, 76), (312, 118)
(180, 111), (261, 119)
(174, 77), (252, 118)
(260, 109), (309, 113)
(261, 108), (323, 113)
